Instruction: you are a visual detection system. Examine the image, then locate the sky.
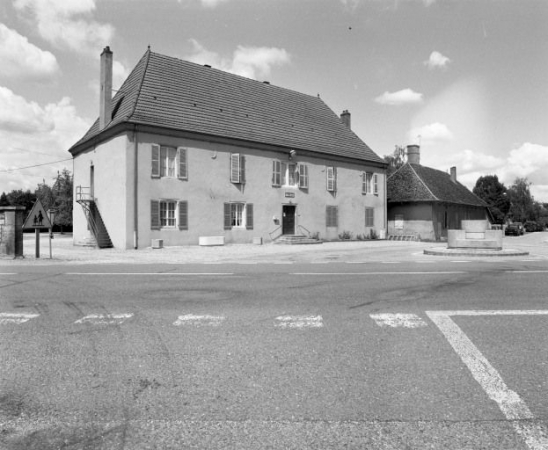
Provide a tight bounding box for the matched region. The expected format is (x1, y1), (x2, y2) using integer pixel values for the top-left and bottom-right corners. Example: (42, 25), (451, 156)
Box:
(1, 0), (547, 201)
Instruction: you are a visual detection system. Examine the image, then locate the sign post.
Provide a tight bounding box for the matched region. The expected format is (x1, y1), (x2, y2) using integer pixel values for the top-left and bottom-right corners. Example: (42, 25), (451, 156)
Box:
(22, 200), (52, 259)
(47, 209), (56, 259)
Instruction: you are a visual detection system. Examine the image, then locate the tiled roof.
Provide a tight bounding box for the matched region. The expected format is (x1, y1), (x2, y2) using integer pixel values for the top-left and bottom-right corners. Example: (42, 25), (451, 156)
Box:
(70, 50), (384, 164)
(387, 163), (487, 207)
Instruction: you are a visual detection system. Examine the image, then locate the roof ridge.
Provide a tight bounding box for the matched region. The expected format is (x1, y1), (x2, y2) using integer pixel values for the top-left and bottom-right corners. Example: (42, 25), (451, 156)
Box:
(125, 48), (152, 122)
(409, 164), (439, 200)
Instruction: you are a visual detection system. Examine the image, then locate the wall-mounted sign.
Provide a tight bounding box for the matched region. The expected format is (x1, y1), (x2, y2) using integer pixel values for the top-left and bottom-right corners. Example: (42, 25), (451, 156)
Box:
(284, 192), (295, 198)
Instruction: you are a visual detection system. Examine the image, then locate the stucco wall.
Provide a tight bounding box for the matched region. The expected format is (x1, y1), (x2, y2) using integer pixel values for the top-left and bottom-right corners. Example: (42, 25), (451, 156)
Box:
(133, 133), (385, 248)
(73, 134), (129, 248)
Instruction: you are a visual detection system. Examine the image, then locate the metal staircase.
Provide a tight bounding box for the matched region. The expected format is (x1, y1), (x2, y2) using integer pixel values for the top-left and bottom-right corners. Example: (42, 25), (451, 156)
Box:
(75, 186), (113, 249)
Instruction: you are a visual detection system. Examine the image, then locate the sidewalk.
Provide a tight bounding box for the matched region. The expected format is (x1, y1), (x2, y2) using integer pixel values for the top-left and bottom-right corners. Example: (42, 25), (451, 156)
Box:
(1, 232), (547, 266)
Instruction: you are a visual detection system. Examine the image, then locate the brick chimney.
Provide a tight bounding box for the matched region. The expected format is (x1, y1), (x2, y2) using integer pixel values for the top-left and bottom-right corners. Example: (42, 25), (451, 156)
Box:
(407, 144), (420, 165)
(99, 46), (113, 131)
(450, 166), (457, 183)
(340, 110), (351, 129)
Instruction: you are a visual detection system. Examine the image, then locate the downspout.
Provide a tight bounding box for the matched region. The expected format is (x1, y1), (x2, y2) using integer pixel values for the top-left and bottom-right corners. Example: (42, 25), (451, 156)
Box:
(384, 171), (388, 236)
(133, 125), (139, 249)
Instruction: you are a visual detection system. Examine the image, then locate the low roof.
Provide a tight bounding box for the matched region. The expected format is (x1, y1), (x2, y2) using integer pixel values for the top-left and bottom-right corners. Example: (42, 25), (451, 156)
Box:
(70, 49), (384, 165)
(387, 163), (487, 207)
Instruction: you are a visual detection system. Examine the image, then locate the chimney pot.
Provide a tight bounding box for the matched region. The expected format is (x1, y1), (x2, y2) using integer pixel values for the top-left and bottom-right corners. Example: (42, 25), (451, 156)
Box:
(340, 110), (351, 129)
(406, 144), (420, 165)
(99, 46), (113, 130)
(450, 166), (457, 182)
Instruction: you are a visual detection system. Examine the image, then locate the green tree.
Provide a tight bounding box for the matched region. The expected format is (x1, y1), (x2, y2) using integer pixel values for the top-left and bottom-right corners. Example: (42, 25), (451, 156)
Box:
(507, 178), (535, 222)
(472, 175), (510, 224)
(6, 189), (36, 212)
(51, 169), (73, 231)
(0, 192), (9, 206)
(35, 180), (55, 211)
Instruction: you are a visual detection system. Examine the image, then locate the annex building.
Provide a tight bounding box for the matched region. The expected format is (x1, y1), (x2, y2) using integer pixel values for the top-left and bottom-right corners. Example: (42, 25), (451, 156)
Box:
(69, 47), (387, 249)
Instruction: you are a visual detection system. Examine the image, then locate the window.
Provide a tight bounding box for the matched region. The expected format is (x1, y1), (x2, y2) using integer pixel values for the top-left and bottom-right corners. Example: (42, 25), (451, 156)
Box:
(326, 166), (336, 192)
(363, 172), (373, 194)
(224, 203), (253, 229)
(365, 207), (374, 227)
(151, 145), (187, 179)
(230, 153), (245, 183)
(150, 200), (188, 230)
(298, 164), (309, 188)
(282, 163), (297, 187)
(326, 205), (338, 227)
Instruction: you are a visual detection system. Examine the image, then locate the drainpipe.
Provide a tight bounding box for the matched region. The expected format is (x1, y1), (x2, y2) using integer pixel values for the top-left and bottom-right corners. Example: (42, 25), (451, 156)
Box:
(384, 171), (388, 236)
(133, 126), (139, 249)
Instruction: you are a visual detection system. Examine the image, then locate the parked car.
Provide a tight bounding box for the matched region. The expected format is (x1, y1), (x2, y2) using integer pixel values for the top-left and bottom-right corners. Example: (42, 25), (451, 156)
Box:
(505, 222), (524, 236)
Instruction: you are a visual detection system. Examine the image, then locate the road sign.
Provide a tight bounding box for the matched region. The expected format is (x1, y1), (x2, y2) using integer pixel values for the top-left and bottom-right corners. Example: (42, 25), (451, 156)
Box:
(23, 200), (52, 229)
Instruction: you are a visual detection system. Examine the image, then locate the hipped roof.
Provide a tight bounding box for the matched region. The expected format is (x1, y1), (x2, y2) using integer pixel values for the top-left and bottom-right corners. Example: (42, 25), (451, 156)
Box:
(69, 49), (384, 165)
(387, 163), (487, 207)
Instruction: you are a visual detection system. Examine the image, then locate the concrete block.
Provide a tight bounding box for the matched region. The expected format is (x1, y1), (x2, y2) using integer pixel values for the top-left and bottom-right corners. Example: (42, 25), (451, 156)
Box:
(151, 239), (163, 249)
(461, 220), (489, 232)
(199, 236), (225, 246)
(253, 237), (263, 245)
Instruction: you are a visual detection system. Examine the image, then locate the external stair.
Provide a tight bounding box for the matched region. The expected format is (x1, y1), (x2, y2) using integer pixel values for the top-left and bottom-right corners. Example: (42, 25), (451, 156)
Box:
(75, 187), (113, 249)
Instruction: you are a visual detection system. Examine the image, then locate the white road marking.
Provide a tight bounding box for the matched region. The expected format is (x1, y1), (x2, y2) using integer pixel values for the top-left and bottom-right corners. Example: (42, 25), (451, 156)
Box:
(66, 272), (234, 276)
(292, 271), (465, 276)
(0, 313), (39, 324)
(506, 270), (548, 274)
(173, 314), (225, 326)
(370, 313), (427, 328)
(0, 273), (16, 275)
(426, 310), (548, 450)
(275, 315), (323, 328)
(75, 313), (133, 325)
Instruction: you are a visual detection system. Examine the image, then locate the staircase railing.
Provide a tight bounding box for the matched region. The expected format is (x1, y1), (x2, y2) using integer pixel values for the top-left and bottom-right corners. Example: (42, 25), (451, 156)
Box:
(75, 186), (113, 248)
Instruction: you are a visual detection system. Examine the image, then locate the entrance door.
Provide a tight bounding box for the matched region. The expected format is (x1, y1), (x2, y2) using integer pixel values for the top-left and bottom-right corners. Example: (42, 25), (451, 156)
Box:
(282, 205), (296, 235)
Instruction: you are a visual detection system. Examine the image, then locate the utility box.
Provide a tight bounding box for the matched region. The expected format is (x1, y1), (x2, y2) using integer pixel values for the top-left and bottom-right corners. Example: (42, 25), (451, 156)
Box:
(0, 206), (26, 257)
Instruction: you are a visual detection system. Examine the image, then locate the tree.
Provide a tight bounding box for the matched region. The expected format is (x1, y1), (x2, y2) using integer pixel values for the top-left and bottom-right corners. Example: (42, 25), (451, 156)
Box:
(6, 189), (36, 212)
(472, 175), (510, 224)
(507, 177), (535, 222)
(51, 169), (73, 231)
(384, 145), (406, 177)
(0, 192), (9, 206)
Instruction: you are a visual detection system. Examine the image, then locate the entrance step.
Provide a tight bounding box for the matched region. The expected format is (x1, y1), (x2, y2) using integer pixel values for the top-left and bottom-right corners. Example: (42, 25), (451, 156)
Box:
(275, 235), (323, 245)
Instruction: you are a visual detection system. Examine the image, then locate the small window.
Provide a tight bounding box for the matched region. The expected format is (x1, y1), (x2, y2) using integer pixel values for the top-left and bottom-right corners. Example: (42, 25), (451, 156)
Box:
(326, 205), (338, 227)
(151, 144), (186, 179)
(282, 163), (298, 187)
(326, 167), (336, 192)
(365, 207), (374, 227)
(160, 201), (176, 227)
(151, 200), (188, 230)
(298, 164), (309, 189)
(363, 172), (373, 194)
(224, 202), (252, 229)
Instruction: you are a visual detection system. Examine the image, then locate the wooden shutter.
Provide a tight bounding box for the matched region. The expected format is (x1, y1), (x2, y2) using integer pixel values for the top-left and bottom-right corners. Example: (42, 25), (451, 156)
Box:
(178, 147), (188, 180)
(178, 201), (188, 230)
(224, 203), (231, 229)
(151, 144), (160, 178)
(362, 172), (367, 194)
(365, 207), (374, 227)
(240, 156), (245, 184)
(326, 206), (338, 227)
(326, 167), (335, 191)
(230, 153), (240, 183)
(299, 164), (308, 188)
(151, 200), (160, 229)
(272, 160), (281, 186)
(246, 203), (254, 230)
(373, 174), (378, 195)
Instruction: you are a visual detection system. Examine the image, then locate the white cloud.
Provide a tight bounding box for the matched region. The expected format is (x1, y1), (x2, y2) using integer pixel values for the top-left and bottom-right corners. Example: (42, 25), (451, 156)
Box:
(0, 23), (60, 81)
(13, 0), (114, 55)
(375, 88), (423, 106)
(407, 122), (453, 144)
(0, 86), (89, 193)
(424, 51), (451, 70)
(186, 39), (291, 80)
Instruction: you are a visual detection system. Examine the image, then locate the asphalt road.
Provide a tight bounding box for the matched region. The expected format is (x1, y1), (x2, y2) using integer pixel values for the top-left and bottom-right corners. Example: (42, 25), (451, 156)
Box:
(1, 258), (548, 449)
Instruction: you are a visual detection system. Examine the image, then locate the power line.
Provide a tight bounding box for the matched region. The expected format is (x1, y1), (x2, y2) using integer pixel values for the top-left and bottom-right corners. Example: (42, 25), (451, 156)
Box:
(0, 158), (72, 174)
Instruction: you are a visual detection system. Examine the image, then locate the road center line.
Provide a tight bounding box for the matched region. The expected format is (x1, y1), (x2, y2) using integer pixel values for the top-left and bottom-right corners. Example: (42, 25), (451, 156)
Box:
(371, 313), (427, 328)
(426, 310), (548, 450)
(275, 315), (323, 328)
(174, 314), (225, 326)
(292, 271), (465, 276)
(0, 313), (39, 324)
(65, 272), (234, 276)
(75, 313), (133, 324)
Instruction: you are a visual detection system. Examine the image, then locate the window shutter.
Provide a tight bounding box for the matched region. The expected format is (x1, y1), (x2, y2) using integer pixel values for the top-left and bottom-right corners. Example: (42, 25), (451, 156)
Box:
(151, 144), (160, 178)
(365, 207), (374, 227)
(230, 153), (240, 183)
(151, 200), (160, 229)
(240, 156), (246, 184)
(178, 201), (188, 230)
(272, 160), (281, 186)
(246, 203), (254, 230)
(299, 164), (308, 188)
(362, 172), (367, 194)
(224, 203), (231, 229)
(373, 174), (378, 195)
(327, 166), (335, 191)
(178, 147), (188, 180)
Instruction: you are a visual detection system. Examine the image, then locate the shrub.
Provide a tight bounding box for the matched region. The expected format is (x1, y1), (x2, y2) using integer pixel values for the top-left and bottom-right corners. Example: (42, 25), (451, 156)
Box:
(339, 230), (353, 240)
(369, 229), (378, 240)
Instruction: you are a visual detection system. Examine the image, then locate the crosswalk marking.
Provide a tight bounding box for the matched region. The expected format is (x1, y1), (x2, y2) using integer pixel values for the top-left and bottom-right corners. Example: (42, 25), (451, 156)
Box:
(0, 313), (39, 324)
(75, 314), (133, 325)
(173, 314), (225, 326)
(275, 315), (323, 329)
(370, 313), (427, 328)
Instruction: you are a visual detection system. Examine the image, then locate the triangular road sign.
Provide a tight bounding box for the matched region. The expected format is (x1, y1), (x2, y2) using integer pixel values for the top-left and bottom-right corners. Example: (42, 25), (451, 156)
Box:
(23, 200), (52, 229)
